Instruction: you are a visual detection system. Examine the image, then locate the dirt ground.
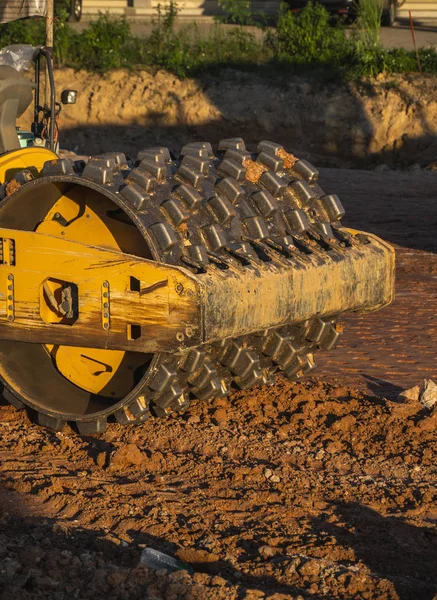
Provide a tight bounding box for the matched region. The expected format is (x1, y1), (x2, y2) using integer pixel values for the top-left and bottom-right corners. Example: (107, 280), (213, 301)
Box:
(0, 155), (436, 600)
(3, 65), (437, 600)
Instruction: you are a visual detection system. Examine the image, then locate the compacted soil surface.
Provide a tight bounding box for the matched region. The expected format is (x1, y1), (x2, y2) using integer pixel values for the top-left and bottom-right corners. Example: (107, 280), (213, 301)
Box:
(1, 374), (436, 600)
(1, 129), (437, 597)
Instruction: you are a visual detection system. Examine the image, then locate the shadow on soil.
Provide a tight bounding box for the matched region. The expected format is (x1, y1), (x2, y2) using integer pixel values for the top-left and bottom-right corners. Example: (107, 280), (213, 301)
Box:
(312, 501), (437, 600)
(361, 374), (404, 399)
(319, 166), (437, 253)
(0, 489), (308, 598)
(2, 486), (437, 599)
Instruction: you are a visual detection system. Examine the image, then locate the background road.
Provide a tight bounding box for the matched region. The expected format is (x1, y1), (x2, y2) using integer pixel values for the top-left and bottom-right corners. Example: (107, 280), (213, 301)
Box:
(381, 20), (437, 48)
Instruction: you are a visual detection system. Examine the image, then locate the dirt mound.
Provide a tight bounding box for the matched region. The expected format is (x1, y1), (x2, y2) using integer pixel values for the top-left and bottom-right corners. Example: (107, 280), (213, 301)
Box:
(1, 376), (436, 599)
(19, 68), (437, 168)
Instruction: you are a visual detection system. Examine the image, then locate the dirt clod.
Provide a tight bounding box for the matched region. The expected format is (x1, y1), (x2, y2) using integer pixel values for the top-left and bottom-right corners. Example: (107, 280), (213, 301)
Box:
(258, 546), (277, 559)
(110, 443), (144, 468)
(276, 148), (298, 169)
(398, 379), (437, 409)
(243, 158), (267, 182)
(397, 385), (421, 403)
(176, 549), (219, 565)
(419, 379), (437, 409)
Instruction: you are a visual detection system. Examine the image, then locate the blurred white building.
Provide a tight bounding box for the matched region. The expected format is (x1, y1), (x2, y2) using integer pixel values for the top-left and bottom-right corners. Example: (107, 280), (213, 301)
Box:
(80, 0), (437, 21)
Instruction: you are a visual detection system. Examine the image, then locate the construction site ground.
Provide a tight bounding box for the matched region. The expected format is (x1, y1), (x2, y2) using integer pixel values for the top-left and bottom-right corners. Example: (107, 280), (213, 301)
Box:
(0, 164), (436, 600)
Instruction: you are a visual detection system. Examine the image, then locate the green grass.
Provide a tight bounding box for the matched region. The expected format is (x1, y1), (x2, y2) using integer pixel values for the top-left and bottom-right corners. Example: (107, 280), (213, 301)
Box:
(0, 2), (435, 80)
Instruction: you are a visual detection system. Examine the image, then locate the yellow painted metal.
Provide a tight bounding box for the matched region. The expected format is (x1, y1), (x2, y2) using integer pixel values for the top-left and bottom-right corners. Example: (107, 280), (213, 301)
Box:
(202, 229), (395, 341)
(50, 346), (148, 397)
(0, 222), (394, 348)
(0, 147), (57, 184)
(0, 149), (131, 394)
(0, 148), (158, 395)
(0, 154), (395, 399)
(6, 272), (14, 322)
(36, 186), (153, 394)
(40, 278), (74, 324)
(1, 238), (15, 266)
(32, 188), (153, 394)
(342, 227), (366, 236)
(36, 185), (149, 255)
(0, 226), (200, 350)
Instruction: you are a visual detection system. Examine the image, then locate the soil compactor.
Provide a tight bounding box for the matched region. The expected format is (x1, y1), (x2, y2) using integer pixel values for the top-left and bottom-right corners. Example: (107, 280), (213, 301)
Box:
(0, 46), (395, 434)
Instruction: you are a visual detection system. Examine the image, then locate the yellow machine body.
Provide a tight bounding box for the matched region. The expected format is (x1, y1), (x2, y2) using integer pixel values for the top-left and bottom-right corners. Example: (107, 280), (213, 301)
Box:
(0, 144), (395, 433)
(0, 147), (57, 183)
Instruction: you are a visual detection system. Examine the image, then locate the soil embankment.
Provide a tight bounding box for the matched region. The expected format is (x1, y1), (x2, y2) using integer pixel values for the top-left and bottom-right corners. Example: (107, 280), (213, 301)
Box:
(19, 68), (437, 168)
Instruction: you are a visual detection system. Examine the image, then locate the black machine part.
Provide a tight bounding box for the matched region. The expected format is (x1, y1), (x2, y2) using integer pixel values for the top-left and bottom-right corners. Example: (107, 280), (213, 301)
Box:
(32, 47), (57, 152)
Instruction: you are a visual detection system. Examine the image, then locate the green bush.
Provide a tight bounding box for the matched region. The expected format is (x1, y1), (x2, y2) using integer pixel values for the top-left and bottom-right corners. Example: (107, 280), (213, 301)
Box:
(53, 16), (80, 67)
(0, 17), (45, 47)
(266, 2), (352, 66)
(0, 2), (435, 80)
(216, 0), (252, 25)
(74, 14), (132, 71)
(0, 1), (73, 48)
(144, 1), (190, 76)
(418, 47), (437, 72)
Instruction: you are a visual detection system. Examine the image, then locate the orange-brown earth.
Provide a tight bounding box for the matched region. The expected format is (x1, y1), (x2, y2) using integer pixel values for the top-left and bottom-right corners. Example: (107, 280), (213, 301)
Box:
(0, 152), (436, 597)
(18, 69), (437, 169)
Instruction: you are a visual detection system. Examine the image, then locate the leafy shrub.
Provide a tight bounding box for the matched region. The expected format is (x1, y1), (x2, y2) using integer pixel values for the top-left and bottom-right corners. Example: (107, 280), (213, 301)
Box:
(144, 1), (190, 76)
(53, 17), (80, 67)
(0, 1), (435, 80)
(216, 0), (252, 25)
(74, 14), (132, 71)
(266, 2), (352, 66)
(0, 1), (72, 48)
(418, 47), (437, 73)
(382, 47), (417, 73)
(149, 0), (179, 53)
(0, 17), (46, 47)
